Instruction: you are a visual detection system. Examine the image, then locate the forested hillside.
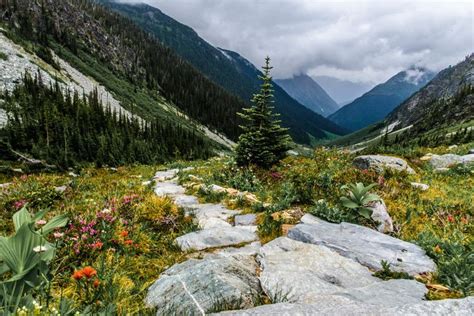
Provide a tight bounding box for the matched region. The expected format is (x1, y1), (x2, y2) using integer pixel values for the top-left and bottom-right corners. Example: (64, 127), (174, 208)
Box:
(97, 0), (348, 143)
(0, 0), (248, 142)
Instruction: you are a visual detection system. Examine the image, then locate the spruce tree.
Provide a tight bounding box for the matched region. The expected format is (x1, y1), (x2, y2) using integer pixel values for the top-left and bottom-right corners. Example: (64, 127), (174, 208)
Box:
(235, 57), (291, 168)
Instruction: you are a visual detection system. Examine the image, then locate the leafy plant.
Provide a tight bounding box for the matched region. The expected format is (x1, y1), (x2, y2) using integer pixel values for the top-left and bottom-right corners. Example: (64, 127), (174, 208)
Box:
(308, 200), (349, 223)
(339, 182), (381, 219)
(373, 260), (413, 281)
(0, 207), (68, 313)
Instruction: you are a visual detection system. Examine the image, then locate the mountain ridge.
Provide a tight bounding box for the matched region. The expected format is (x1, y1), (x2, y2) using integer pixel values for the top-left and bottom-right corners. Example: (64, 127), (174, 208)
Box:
(275, 74), (340, 116)
(328, 67), (435, 132)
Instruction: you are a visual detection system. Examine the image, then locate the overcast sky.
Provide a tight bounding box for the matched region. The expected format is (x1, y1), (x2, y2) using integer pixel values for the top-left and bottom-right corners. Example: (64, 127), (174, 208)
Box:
(120, 0), (473, 84)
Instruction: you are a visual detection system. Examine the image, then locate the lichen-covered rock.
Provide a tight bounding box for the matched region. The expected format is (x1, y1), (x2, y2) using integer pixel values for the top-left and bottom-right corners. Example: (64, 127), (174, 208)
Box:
(175, 226), (258, 251)
(367, 200), (393, 233)
(216, 297), (474, 315)
(146, 255), (262, 315)
(257, 237), (426, 306)
(289, 215), (436, 275)
(429, 154), (474, 168)
(353, 155), (415, 174)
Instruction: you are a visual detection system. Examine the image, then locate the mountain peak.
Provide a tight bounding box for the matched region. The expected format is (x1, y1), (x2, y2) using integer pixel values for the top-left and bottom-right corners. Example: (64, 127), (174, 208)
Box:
(275, 74), (339, 117)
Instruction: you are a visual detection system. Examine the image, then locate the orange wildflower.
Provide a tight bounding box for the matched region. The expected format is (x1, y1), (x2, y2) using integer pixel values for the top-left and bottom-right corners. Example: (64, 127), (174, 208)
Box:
(93, 279), (100, 288)
(82, 266), (97, 279)
(124, 239), (133, 246)
(120, 230), (129, 237)
(72, 270), (84, 281)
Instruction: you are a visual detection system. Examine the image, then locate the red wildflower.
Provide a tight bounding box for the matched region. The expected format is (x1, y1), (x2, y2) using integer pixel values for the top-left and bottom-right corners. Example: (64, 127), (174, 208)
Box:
(93, 279), (100, 288)
(120, 231), (129, 238)
(92, 241), (103, 249)
(447, 215), (455, 223)
(124, 239), (133, 246)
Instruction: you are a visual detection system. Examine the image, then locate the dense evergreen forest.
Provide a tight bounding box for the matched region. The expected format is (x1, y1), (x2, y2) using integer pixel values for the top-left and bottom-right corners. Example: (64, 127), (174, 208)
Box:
(0, 74), (214, 168)
(0, 0), (247, 140)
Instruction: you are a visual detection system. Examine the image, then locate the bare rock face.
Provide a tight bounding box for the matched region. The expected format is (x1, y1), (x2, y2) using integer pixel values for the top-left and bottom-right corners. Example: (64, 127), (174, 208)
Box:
(411, 182), (430, 191)
(146, 255), (262, 315)
(353, 155), (416, 174)
(288, 214), (436, 276)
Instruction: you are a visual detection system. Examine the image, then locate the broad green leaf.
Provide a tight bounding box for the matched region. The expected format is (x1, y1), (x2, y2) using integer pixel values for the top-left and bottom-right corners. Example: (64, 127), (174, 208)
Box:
(13, 207), (32, 232)
(359, 207), (373, 219)
(340, 197), (359, 209)
(41, 214), (69, 235)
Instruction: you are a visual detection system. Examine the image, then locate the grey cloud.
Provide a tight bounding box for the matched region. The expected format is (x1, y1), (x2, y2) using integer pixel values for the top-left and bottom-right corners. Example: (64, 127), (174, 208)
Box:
(118, 0), (473, 84)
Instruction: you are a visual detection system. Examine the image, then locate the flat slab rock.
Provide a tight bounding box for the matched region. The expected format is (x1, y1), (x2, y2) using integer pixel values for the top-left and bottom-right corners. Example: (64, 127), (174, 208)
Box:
(146, 255), (262, 315)
(257, 237), (427, 306)
(234, 214), (257, 226)
(216, 297), (474, 315)
(288, 214), (436, 275)
(154, 180), (185, 197)
(175, 226), (258, 251)
(353, 155), (415, 174)
(192, 204), (240, 229)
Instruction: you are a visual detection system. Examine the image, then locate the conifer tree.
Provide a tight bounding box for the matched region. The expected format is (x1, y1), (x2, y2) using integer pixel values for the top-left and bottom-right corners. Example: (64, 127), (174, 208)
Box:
(235, 57), (291, 168)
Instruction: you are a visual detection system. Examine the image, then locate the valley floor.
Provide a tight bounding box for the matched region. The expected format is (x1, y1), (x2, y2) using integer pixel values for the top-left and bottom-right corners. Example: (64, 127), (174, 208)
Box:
(0, 143), (473, 314)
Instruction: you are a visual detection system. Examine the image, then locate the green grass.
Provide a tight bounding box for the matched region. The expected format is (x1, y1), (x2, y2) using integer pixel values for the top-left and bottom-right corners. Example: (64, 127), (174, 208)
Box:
(0, 51), (7, 61)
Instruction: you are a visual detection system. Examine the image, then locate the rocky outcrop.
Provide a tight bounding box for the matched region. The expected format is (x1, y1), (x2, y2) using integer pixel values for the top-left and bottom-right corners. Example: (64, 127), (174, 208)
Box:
(146, 255), (262, 315)
(288, 214), (436, 275)
(353, 155), (416, 174)
(234, 214), (257, 226)
(428, 154), (474, 168)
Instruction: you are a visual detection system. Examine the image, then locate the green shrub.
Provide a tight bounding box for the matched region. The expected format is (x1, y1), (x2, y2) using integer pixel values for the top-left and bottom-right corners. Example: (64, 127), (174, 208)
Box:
(340, 182), (380, 220)
(308, 200), (349, 223)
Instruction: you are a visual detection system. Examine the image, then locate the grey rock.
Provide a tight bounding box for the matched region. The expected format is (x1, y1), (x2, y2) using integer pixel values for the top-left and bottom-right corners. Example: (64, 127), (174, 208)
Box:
(141, 180), (152, 186)
(154, 169), (179, 181)
(209, 184), (226, 193)
(173, 194), (200, 211)
(216, 297), (474, 315)
(367, 200), (393, 233)
(429, 154), (474, 168)
(257, 237), (426, 305)
(234, 214), (257, 226)
(175, 226), (258, 251)
(353, 155), (415, 174)
(434, 167), (450, 173)
(154, 181), (185, 197)
(469, 149), (474, 154)
(192, 204), (239, 229)
(146, 255), (262, 315)
(411, 182), (430, 191)
(289, 215), (436, 275)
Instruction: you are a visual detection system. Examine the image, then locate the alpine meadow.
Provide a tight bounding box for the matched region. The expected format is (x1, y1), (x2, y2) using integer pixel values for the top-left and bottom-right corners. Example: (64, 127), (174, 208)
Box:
(0, 0), (473, 315)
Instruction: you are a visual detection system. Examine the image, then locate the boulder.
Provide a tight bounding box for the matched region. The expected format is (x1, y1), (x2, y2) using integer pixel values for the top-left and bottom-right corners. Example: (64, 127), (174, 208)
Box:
(353, 155), (415, 174)
(175, 226), (258, 251)
(173, 194), (200, 211)
(154, 169), (179, 181)
(257, 237), (426, 306)
(469, 149), (474, 154)
(54, 185), (67, 193)
(234, 214), (257, 226)
(367, 200), (393, 233)
(146, 255), (262, 315)
(429, 154), (474, 168)
(411, 182), (430, 191)
(216, 297), (474, 315)
(288, 215), (436, 275)
(209, 184), (226, 193)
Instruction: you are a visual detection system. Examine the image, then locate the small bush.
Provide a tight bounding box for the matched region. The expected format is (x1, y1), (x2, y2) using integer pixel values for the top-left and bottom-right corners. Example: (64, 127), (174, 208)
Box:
(308, 200), (350, 223)
(373, 260), (413, 281)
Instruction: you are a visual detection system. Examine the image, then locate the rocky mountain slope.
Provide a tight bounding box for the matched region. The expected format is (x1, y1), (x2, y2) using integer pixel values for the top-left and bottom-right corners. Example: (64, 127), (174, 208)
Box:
(275, 74), (340, 116)
(97, 0), (348, 143)
(329, 67), (435, 132)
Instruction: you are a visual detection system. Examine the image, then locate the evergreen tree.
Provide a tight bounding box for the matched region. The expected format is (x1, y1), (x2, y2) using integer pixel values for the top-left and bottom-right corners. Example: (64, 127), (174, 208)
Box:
(235, 57), (291, 168)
